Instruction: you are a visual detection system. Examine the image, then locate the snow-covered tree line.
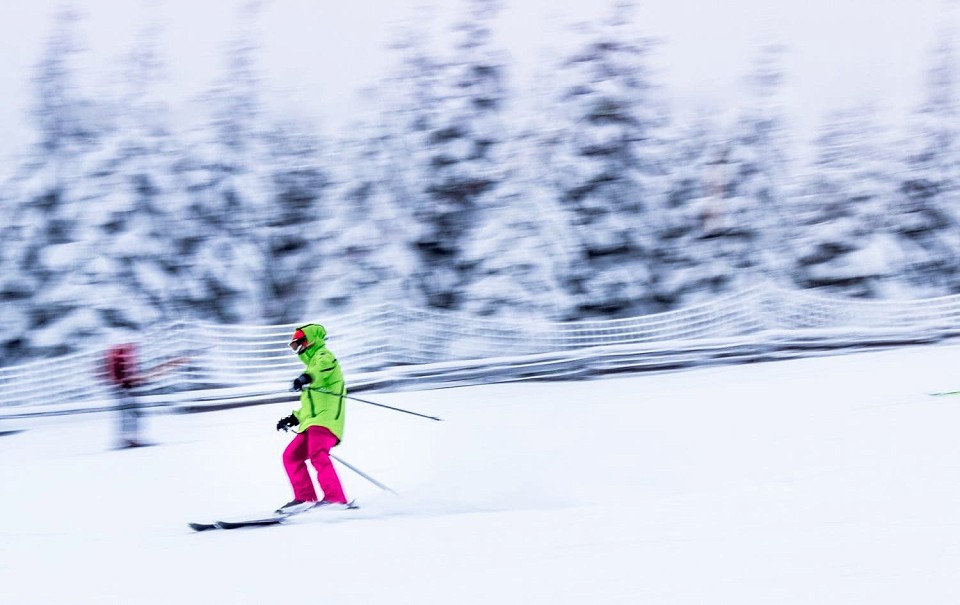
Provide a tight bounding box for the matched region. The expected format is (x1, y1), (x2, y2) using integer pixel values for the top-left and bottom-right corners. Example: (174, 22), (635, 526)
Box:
(2, 0), (960, 365)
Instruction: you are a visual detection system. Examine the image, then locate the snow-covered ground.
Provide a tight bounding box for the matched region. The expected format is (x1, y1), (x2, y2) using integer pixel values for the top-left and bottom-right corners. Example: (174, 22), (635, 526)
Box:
(4, 343), (960, 604)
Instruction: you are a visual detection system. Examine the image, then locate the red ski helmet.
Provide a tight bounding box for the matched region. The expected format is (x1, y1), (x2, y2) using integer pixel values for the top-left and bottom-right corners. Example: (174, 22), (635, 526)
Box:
(289, 329), (308, 354)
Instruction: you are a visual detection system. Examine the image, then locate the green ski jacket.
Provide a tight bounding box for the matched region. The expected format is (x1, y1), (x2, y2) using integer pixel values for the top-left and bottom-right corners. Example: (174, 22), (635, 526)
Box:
(290, 323), (346, 440)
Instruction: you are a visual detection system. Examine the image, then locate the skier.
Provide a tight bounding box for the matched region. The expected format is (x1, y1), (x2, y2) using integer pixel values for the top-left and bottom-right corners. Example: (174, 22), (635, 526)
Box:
(104, 343), (148, 449)
(103, 343), (187, 449)
(275, 324), (350, 514)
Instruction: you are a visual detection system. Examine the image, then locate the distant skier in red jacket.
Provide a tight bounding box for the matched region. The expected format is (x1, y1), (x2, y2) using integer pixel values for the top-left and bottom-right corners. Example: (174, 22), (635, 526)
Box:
(104, 343), (147, 449)
(103, 343), (187, 450)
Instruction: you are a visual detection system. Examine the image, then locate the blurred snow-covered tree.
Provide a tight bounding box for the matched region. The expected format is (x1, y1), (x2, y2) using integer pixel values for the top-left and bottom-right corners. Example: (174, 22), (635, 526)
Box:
(303, 118), (418, 318)
(0, 5), (123, 361)
(709, 44), (796, 287)
(32, 5), (112, 156)
(460, 126), (567, 318)
(0, 176), (35, 362)
(407, 0), (513, 310)
(301, 12), (445, 317)
(261, 121), (330, 322)
(64, 16), (185, 337)
(549, 1), (671, 318)
(652, 115), (741, 308)
(174, 1), (273, 323)
(894, 30), (960, 295)
(791, 107), (906, 298)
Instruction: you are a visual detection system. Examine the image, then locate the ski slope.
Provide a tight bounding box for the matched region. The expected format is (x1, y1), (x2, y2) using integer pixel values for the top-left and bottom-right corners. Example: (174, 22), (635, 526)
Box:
(3, 343), (960, 604)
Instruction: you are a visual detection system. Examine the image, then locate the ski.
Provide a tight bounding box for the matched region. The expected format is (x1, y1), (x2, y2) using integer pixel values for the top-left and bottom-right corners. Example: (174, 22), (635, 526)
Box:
(930, 390), (960, 397)
(189, 500), (359, 532)
(189, 514), (288, 532)
(215, 516), (287, 530)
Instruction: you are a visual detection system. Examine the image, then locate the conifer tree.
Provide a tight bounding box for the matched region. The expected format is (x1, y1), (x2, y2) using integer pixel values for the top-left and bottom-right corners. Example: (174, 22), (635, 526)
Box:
(894, 30), (960, 295)
(175, 1), (272, 323)
(653, 115), (737, 308)
(304, 120), (416, 317)
(262, 121), (330, 322)
(409, 0), (511, 310)
(0, 6), (119, 358)
(792, 107), (905, 297)
(709, 44), (795, 288)
(550, 1), (669, 318)
(460, 128), (566, 318)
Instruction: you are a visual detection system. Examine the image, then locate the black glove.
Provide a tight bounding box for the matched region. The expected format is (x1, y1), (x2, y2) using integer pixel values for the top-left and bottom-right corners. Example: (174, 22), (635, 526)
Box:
(276, 414), (298, 432)
(292, 373), (312, 392)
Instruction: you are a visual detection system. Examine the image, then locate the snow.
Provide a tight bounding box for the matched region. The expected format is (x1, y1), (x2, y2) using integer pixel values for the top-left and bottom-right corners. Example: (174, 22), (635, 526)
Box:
(3, 343), (960, 603)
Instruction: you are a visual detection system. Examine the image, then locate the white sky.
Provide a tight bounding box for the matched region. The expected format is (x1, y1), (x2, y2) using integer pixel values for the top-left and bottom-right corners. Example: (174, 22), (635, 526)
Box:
(4, 343), (960, 603)
(0, 0), (954, 165)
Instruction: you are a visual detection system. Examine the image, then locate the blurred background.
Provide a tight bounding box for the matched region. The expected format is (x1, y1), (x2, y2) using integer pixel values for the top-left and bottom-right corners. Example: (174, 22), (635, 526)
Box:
(1, 0), (958, 367)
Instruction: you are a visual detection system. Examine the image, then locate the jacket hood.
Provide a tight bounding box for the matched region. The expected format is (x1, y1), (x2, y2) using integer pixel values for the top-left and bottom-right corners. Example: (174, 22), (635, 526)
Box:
(296, 323), (327, 363)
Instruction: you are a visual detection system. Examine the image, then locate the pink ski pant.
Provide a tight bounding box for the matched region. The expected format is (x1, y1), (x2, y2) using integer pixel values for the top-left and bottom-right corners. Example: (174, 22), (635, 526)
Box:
(282, 425), (347, 504)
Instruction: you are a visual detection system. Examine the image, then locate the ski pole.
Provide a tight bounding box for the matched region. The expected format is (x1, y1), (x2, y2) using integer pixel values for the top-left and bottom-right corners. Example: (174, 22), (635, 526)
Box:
(331, 454), (398, 495)
(304, 386), (443, 421)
